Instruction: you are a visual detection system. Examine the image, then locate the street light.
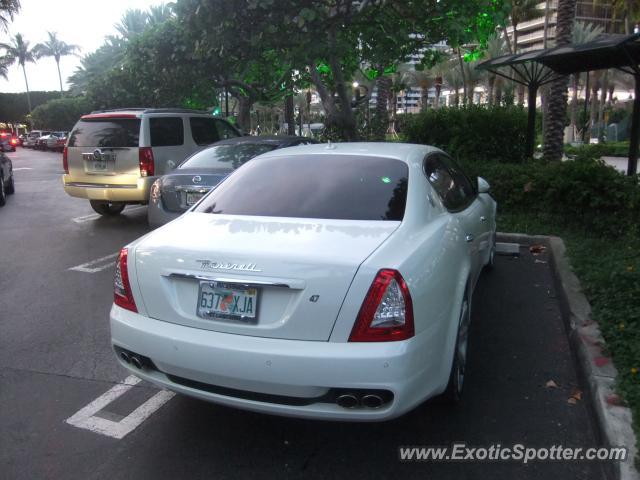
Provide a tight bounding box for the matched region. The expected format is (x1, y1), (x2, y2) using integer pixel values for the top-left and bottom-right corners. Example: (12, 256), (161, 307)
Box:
(352, 81), (359, 88)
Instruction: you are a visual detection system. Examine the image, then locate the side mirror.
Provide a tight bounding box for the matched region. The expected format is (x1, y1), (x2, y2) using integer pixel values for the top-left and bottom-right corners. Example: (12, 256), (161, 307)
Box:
(478, 177), (490, 194)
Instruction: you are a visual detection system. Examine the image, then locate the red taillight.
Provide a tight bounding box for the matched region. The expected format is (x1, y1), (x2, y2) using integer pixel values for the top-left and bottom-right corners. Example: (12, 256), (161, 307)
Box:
(62, 146), (69, 174)
(349, 269), (414, 342)
(10, 138), (17, 145)
(139, 147), (155, 177)
(114, 248), (137, 312)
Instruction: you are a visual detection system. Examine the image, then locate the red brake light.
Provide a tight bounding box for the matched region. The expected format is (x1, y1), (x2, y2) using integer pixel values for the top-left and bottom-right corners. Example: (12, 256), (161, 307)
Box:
(62, 146), (69, 174)
(139, 147), (155, 177)
(349, 269), (414, 342)
(10, 138), (17, 145)
(114, 248), (137, 312)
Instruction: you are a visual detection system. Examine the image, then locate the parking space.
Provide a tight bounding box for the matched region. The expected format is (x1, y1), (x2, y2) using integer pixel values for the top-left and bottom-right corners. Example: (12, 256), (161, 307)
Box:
(0, 148), (609, 479)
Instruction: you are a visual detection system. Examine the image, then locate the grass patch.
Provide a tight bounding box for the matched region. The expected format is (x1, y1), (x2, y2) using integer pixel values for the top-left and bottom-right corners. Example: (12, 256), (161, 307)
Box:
(498, 212), (640, 436)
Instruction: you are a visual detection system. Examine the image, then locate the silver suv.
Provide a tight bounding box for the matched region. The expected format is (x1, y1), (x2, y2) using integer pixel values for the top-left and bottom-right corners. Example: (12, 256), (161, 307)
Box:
(62, 108), (241, 215)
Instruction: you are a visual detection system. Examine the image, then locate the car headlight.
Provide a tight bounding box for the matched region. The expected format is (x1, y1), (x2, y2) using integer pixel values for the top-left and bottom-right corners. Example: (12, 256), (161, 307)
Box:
(150, 179), (162, 202)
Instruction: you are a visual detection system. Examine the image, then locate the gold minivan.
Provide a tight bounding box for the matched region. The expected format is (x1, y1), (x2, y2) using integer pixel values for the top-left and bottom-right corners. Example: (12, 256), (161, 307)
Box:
(63, 108), (240, 215)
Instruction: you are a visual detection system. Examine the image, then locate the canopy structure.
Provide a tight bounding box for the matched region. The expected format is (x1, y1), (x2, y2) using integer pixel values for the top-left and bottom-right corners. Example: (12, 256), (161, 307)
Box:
(478, 33), (640, 175)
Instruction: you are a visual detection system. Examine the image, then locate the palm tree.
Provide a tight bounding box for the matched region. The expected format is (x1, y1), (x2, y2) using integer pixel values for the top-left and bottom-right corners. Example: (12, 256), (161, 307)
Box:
(542, 0), (578, 161)
(0, 33), (37, 112)
(34, 32), (80, 94)
(484, 34), (508, 105)
(116, 9), (148, 40)
(147, 3), (174, 26)
(0, 0), (20, 32)
(442, 62), (463, 107)
(568, 22), (603, 142)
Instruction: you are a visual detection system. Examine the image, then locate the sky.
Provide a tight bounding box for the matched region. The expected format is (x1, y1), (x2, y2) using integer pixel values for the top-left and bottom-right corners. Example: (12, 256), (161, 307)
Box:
(1, 0), (164, 93)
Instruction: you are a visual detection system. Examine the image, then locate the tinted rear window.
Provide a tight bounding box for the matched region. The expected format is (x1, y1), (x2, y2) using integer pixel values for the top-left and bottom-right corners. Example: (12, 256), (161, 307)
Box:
(190, 117), (220, 146)
(180, 143), (277, 170)
(68, 119), (140, 148)
(150, 117), (184, 146)
(195, 154), (408, 221)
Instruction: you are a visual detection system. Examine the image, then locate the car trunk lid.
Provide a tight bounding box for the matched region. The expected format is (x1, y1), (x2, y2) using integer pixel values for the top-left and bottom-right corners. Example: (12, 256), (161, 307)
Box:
(134, 213), (400, 341)
(159, 168), (230, 213)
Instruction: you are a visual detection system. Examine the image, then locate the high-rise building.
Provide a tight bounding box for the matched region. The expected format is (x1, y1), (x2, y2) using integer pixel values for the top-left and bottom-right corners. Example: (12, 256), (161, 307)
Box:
(506, 1), (624, 52)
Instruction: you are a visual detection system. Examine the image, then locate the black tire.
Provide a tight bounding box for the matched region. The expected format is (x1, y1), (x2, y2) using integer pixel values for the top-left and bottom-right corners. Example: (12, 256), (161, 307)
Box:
(442, 287), (471, 404)
(90, 200), (126, 216)
(5, 172), (14, 194)
(0, 174), (6, 207)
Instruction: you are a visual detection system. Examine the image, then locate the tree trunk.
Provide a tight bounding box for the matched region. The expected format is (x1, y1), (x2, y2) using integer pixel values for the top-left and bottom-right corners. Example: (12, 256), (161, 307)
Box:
(284, 95), (295, 135)
(456, 49), (468, 106)
(237, 96), (252, 133)
(568, 73), (579, 143)
(589, 84), (598, 130)
(487, 75), (495, 106)
(454, 88), (460, 107)
(420, 86), (428, 112)
(21, 64), (32, 113)
(597, 70), (609, 139)
(542, 0), (577, 161)
(56, 60), (64, 95)
(517, 85), (525, 106)
(374, 75), (392, 139)
(434, 77), (442, 109)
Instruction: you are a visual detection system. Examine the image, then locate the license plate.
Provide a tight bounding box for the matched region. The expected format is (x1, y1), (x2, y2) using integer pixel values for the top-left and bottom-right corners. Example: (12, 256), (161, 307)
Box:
(92, 160), (107, 171)
(197, 281), (258, 321)
(186, 192), (204, 206)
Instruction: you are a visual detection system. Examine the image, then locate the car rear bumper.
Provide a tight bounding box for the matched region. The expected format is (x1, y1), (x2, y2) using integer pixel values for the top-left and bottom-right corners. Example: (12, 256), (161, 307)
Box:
(62, 175), (154, 202)
(110, 304), (446, 421)
(147, 195), (183, 228)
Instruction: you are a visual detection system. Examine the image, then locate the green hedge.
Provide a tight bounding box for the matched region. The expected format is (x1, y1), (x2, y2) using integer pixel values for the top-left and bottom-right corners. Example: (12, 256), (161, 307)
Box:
(403, 106), (528, 163)
(462, 158), (640, 237)
(565, 142), (630, 158)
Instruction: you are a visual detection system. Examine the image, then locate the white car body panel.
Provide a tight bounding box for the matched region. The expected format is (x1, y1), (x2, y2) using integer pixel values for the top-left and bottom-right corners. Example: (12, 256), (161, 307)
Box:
(111, 142), (497, 420)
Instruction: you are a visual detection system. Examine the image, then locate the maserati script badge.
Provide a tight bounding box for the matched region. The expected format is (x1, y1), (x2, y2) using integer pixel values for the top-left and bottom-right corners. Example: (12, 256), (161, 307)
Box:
(196, 260), (262, 272)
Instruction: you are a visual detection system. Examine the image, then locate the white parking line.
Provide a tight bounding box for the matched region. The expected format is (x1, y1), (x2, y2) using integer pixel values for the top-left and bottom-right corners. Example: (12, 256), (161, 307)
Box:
(72, 205), (146, 224)
(69, 253), (119, 273)
(65, 375), (175, 440)
(13, 167), (33, 171)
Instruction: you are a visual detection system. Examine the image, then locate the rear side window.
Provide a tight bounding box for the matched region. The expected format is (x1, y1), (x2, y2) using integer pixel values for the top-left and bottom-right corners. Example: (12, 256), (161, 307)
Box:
(195, 154), (408, 221)
(150, 117), (184, 146)
(215, 120), (239, 140)
(190, 117), (220, 146)
(424, 154), (475, 211)
(68, 119), (141, 148)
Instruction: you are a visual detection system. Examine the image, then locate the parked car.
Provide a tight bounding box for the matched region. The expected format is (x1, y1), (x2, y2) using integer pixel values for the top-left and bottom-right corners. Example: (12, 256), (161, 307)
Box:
(110, 142), (497, 421)
(63, 108), (242, 216)
(148, 135), (317, 227)
(0, 133), (17, 152)
(0, 151), (15, 206)
(24, 130), (51, 148)
(17, 134), (26, 146)
(45, 131), (68, 151)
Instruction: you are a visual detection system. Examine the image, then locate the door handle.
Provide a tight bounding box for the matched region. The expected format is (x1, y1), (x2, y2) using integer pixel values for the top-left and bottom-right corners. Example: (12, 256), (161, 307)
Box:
(465, 234), (475, 242)
(480, 216), (486, 222)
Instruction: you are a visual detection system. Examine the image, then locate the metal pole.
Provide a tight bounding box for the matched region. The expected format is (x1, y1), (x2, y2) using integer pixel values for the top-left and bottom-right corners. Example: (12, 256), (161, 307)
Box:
(526, 83), (538, 158)
(582, 72), (590, 143)
(627, 75), (640, 176)
(225, 87), (229, 117)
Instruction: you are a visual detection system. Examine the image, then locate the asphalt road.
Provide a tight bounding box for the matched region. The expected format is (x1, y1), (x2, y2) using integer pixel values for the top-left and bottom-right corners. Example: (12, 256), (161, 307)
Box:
(0, 148), (609, 479)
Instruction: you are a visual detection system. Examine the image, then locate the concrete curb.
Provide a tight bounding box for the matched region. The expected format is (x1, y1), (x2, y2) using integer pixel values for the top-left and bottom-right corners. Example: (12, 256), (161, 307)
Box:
(498, 232), (639, 480)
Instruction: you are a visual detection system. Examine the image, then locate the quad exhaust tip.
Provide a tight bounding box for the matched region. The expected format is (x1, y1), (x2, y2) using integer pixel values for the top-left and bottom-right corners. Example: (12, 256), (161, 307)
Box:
(361, 394), (383, 409)
(119, 351), (130, 364)
(130, 355), (143, 370)
(336, 394), (359, 409)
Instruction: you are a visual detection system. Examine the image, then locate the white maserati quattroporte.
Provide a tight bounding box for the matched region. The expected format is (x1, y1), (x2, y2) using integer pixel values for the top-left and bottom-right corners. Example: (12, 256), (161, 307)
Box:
(110, 142), (497, 421)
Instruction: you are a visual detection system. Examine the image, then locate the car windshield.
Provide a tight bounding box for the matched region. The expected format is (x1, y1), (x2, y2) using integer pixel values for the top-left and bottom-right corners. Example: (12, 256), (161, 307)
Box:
(179, 143), (278, 170)
(68, 119), (140, 148)
(194, 154), (408, 221)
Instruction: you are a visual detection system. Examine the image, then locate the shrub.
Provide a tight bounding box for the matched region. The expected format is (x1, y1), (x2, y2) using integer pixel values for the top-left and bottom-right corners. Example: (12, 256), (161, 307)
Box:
(565, 142), (630, 158)
(404, 105), (528, 163)
(30, 96), (93, 131)
(463, 158), (640, 237)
